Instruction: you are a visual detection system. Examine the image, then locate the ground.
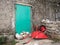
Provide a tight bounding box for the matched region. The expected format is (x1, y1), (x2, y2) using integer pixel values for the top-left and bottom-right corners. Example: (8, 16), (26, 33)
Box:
(15, 37), (60, 45)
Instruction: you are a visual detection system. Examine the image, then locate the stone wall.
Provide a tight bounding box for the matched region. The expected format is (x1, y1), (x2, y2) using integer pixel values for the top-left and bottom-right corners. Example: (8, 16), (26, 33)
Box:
(42, 21), (60, 39)
(0, 0), (60, 35)
(29, 0), (56, 25)
(0, 0), (15, 34)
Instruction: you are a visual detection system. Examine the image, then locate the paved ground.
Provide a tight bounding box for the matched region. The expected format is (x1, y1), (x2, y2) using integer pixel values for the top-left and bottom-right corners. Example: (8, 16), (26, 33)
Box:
(15, 38), (60, 45)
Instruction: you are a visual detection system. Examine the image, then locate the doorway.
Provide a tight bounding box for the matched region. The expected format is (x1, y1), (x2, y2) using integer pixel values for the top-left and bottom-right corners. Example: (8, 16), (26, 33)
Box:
(15, 4), (32, 34)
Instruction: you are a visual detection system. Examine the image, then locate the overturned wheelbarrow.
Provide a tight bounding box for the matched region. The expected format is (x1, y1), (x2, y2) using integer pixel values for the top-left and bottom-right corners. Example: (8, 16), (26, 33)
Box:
(23, 25), (48, 44)
(31, 25), (48, 39)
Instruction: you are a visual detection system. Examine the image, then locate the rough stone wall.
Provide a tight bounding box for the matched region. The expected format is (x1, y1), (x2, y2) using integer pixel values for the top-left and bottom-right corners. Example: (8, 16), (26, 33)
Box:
(42, 21), (60, 39)
(30, 0), (46, 25)
(0, 0), (15, 34)
(29, 0), (56, 25)
(0, 0), (60, 35)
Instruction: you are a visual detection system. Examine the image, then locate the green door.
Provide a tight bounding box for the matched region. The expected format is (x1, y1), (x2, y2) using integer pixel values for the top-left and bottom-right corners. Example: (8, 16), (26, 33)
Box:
(15, 4), (32, 34)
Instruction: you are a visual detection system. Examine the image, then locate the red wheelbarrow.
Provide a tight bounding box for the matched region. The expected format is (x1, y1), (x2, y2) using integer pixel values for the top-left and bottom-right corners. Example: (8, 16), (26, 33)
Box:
(23, 25), (48, 44)
(31, 25), (48, 39)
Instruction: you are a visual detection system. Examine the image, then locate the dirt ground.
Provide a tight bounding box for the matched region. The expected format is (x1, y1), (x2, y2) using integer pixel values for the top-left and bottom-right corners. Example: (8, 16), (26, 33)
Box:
(15, 37), (60, 45)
